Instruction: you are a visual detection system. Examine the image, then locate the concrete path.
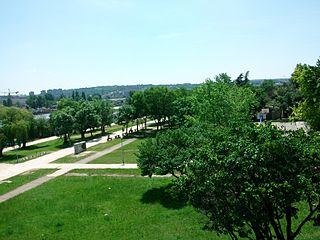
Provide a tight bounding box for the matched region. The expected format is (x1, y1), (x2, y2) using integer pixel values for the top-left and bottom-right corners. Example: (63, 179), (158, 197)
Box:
(0, 127), (140, 181)
(0, 122), (155, 203)
(0, 175), (54, 203)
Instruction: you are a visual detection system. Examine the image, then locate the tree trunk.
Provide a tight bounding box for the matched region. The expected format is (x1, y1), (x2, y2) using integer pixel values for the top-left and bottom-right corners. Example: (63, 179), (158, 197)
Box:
(144, 118), (147, 129)
(81, 131), (85, 139)
(22, 141), (26, 148)
(136, 119), (139, 131)
(286, 207), (293, 240)
(63, 134), (68, 144)
(0, 147), (3, 157)
(101, 125), (105, 134)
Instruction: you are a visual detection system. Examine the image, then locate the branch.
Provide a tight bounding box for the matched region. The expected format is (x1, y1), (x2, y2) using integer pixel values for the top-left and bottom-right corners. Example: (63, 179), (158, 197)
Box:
(292, 199), (320, 239)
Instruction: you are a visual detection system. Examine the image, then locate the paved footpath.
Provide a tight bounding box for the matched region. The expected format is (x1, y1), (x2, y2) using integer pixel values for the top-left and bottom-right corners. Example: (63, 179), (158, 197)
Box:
(0, 122), (154, 203)
(0, 127), (142, 181)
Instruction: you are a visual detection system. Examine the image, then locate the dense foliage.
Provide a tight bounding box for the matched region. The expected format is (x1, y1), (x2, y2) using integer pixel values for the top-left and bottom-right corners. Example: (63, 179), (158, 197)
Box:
(291, 59), (320, 130)
(137, 70), (320, 240)
(0, 106), (33, 156)
(50, 98), (113, 143)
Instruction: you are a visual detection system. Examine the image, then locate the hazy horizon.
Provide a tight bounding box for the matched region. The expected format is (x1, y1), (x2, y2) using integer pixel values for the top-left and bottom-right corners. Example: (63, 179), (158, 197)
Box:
(1, 0), (320, 94)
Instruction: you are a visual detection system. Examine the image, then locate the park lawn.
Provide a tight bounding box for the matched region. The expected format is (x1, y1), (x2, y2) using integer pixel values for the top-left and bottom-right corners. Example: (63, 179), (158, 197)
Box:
(69, 168), (142, 175)
(0, 169), (56, 195)
(53, 138), (122, 164)
(0, 138), (68, 164)
(0, 176), (224, 240)
(0, 129), (123, 164)
(90, 139), (143, 164)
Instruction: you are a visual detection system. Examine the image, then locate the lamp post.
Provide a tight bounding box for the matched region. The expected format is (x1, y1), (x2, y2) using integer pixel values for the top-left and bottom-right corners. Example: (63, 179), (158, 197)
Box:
(121, 129), (124, 165)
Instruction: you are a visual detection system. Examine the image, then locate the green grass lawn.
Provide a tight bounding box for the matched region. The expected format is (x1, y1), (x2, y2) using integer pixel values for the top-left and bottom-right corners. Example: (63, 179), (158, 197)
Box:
(0, 169), (56, 195)
(53, 138), (122, 163)
(69, 168), (142, 175)
(90, 139), (142, 164)
(0, 139), (69, 164)
(0, 176), (224, 240)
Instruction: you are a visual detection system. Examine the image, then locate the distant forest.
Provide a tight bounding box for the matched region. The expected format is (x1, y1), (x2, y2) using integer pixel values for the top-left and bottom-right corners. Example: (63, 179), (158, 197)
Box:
(46, 79), (289, 99)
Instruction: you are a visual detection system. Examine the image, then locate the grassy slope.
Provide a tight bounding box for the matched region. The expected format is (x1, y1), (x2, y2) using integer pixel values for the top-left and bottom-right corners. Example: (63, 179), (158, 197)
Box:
(0, 169), (56, 195)
(0, 176), (224, 240)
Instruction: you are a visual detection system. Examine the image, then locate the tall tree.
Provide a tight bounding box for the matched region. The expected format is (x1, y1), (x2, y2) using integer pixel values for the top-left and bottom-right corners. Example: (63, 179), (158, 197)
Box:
(93, 99), (113, 134)
(50, 108), (74, 144)
(117, 103), (134, 133)
(0, 106), (33, 156)
(192, 79), (257, 126)
(130, 91), (148, 131)
(291, 59), (320, 130)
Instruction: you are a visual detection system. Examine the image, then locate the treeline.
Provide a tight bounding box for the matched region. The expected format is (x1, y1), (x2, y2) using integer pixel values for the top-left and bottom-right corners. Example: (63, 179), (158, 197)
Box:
(0, 106), (52, 157)
(136, 60), (320, 240)
(119, 72), (300, 133)
(50, 98), (113, 143)
(46, 83), (200, 100)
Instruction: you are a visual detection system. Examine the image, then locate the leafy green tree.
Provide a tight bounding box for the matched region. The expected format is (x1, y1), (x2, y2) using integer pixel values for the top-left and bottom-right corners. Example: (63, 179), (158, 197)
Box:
(74, 101), (99, 138)
(215, 73), (232, 84)
(117, 103), (134, 133)
(138, 124), (211, 177)
(130, 91), (148, 131)
(57, 98), (79, 111)
(50, 109), (74, 144)
(144, 87), (175, 130)
(93, 99), (113, 134)
(291, 59), (320, 130)
(0, 106), (33, 155)
(192, 80), (257, 126)
(138, 123), (320, 240)
(32, 117), (53, 138)
(182, 125), (320, 240)
(170, 88), (193, 127)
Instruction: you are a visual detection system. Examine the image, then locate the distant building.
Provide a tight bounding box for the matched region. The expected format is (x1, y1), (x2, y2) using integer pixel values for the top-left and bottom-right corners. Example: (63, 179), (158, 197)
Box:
(0, 95), (27, 107)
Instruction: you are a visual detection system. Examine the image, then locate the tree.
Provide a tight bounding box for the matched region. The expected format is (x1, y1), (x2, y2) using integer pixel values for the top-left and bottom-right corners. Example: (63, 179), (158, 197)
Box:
(93, 99), (113, 134)
(170, 88), (194, 127)
(215, 73), (232, 84)
(74, 101), (99, 138)
(130, 91), (148, 131)
(291, 59), (320, 130)
(0, 106), (33, 155)
(138, 123), (320, 240)
(183, 125), (320, 240)
(192, 79), (257, 126)
(117, 103), (134, 133)
(50, 109), (74, 144)
(144, 87), (175, 130)
(235, 71), (250, 86)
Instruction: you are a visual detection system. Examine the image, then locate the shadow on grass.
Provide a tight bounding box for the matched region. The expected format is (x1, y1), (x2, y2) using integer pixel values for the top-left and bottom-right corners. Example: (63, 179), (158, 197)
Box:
(141, 184), (187, 210)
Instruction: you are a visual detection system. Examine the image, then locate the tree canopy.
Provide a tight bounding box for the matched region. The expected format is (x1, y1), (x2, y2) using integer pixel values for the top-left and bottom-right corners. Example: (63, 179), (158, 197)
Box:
(291, 59), (320, 130)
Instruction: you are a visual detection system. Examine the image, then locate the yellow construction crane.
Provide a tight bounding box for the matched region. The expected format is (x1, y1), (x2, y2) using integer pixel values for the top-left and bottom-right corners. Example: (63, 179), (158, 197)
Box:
(0, 89), (19, 96)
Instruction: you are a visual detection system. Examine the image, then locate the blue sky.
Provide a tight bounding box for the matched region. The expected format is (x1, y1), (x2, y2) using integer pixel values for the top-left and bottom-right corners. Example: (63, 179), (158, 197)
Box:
(0, 0), (320, 94)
